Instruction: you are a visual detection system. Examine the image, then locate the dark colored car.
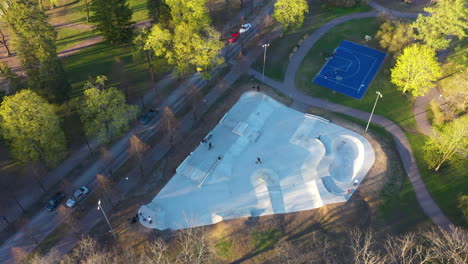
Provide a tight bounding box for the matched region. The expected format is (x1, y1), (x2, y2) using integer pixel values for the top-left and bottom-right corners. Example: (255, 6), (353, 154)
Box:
(229, 32), (240, 43)
(139, 108), (159, 125)
(46, 192), (65, 211)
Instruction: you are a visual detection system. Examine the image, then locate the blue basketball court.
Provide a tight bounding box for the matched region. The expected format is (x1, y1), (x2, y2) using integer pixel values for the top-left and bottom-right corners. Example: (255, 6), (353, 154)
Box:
(312, 40), (386, 99)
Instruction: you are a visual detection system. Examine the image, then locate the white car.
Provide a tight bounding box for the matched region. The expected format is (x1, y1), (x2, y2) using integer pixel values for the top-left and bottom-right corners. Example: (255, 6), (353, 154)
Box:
(66, 186), (89, 208)
(239, 23), (252, 34)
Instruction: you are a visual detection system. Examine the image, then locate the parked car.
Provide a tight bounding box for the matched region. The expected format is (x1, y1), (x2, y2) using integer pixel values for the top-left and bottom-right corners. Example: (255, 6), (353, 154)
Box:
(239, 23), (252, 34)
(66, 186), (89, 208)
(229, 32), (240, 43)
(139, 108), (159, 125)
(46, 192), (65, 211)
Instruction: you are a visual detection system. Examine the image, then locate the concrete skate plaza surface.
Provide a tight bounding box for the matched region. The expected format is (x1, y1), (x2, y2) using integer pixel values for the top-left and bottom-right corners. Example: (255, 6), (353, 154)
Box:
(140, 92), (375, 230)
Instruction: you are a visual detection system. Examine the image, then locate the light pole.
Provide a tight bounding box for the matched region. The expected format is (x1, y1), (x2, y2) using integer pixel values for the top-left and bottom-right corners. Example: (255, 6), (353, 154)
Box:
(97, 199), (117, 239)
(365, 91), (383, 132)
(261, 42), (270, 86)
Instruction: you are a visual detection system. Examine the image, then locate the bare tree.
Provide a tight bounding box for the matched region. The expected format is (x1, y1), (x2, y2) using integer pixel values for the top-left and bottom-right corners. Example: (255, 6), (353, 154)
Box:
(0, 27), (11, 56)
(186, 85), (203, 121)
(96, 174), (117, 206)
(128, 134), (150, 177)
(349, 228), (386, 264)
(420, 226), (468, 264)
(160, 106), (178, 146)
(60, 235), (99, 264)
(29, 248), (60, 264)
(143, 238), (171, 264)
(385, 232), (434, 264)
(274, 240), (304, 264)
(57, 204), (81, 238)
(100, 146), (114, 176)
(175, 218), (212, 264)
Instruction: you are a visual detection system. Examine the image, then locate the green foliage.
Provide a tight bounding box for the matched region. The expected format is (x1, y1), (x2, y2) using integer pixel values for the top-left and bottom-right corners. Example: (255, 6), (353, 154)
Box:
(145, 23), (224, 76)
(390, 44), (441, 96)
(0, 61), (27, 93)
(375, 20), (414, 55)
(0, 90), (67, 166)
(214, 238), (233, 259)
(165, 0), (210, 30)
(90, 0), (134, 44)
(273, 0), (309, 30)
(147, 0), (171, 25)
(423, 115), (468, 172)
(439, 45), (468, 113)
(79, 76), (138, 143)
(428, 100), (454, 127)
(2, 0), (71, 103)
(413, 0), (468, 50)
(458, 193), (468, 224)
(250, 229), (282, 253)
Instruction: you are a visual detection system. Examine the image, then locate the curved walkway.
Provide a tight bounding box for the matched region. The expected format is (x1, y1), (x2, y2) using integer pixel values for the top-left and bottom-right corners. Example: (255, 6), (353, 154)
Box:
(250, 2), (453, 230)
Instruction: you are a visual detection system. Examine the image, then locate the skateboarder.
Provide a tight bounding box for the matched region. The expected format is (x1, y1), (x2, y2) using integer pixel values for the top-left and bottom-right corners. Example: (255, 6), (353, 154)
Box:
(256, 157), (262, 164)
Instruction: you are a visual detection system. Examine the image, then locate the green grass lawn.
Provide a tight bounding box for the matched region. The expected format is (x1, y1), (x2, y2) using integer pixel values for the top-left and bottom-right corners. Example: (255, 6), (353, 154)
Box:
(295, 17), (467, 228)
(53, 0), (149, 52)
(406, 133), (468, 228)
(63, 42), (150, 100)
(252, 2), (372, 82)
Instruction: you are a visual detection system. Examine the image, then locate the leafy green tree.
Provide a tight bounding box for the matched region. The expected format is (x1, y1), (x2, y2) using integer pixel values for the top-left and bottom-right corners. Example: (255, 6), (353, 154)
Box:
(413, 0), (468, 50)
(79, 76), (138, 143)
(81, 0), (91, 23)
(0, 61), (27, 93)
(0, 90), (67, 166)
(390, 44), (441, 96)
(458, 193), (468, 224)
(1, 0), (71, 103)
(273, 0), (309, 30)
(147, 0), (171, 25)
(165, 0), (210, 30)
(145, 23), (224, 76)
(423, 115), (468, 172)
(439, 45), (468, 112)
(375, 20), (414, 56)
(90, 0), (134, 44)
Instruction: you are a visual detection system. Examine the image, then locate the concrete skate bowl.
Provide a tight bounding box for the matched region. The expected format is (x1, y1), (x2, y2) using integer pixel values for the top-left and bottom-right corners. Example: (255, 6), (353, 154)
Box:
(329, 135), (364, 182)
(251, 169), (286, 214)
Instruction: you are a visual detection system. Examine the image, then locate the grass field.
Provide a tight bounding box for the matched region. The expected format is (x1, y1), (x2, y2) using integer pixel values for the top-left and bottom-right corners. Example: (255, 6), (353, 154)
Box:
(295, 17), (466, 227)
(252, 1), (372, 82)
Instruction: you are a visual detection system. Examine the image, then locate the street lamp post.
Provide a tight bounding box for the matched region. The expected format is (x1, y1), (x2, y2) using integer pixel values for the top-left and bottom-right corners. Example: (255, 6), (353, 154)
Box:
(261, 42), (270, 86)
(97, 199), (117, 239)
(365, 91), (383, 132)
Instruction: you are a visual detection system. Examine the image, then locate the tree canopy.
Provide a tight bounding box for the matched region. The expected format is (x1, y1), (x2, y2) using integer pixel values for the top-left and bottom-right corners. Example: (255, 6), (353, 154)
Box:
(165, 0), (210, 30)
(390, 44), (441, 96)
(90, 0), (134, 44)
(79, 76), (138, 143)
(375, 20), (414, 55)
(423, 115), (468, 172)
(0, 90), (67, 166)
(413, 0), (468, 50)
(273, 0), (309, 30)
(1, 0), (70, 103)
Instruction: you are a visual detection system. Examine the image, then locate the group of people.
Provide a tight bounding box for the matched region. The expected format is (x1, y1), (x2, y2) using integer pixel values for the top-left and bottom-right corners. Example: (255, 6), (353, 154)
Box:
(132, 211), (153, 225)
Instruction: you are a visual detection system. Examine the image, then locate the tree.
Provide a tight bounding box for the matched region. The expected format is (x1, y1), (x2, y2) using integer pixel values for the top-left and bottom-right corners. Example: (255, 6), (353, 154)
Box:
(96, 174), (118, 206)
(100, 146), (114, 176)
(165, 0), (211, 30)
(134, 28), (156, 81)
(90, 0), (134, 44)
(128, 134), (149, 177)
(390, 44), (441, 96)
(0, 61), (27, 93)
(79, 76), (138, 144)
(145, 23), (224, 76)
(186, 85), (203, 120)
(81, 0), (91, 23)
(457, 193), (468, 224)
(413, 0), (468, 50)
(273, 0), (309, 30)
(420, 226), (468, 264)
(0, 26), (11, 56)
(147, 0), (171, 25)
(160, 106), (178, 145)
(348, 228), (386, 264)
(0, 90), (67, 166)
(375, 20), (414, 56)
(0, 0), (71, 103)
(423, 115), (468, 172)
